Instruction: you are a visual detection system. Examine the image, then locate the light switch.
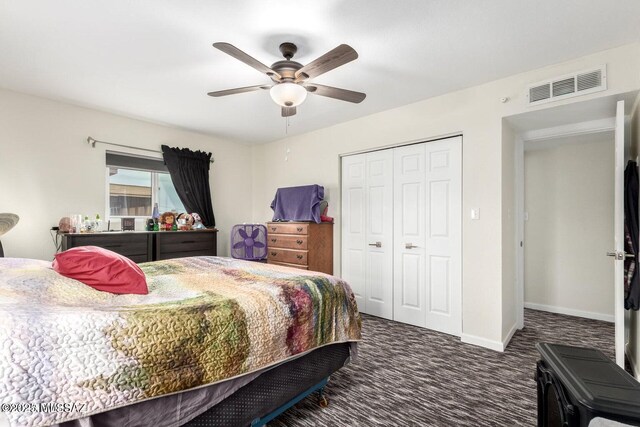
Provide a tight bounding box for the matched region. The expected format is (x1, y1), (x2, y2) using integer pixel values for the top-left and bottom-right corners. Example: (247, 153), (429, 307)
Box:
(471, 208), (480, 220)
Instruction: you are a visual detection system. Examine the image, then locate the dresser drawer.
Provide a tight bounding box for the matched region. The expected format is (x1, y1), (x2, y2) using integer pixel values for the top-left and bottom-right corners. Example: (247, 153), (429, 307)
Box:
(270, 261), (309, 271)
(267, 248), (308, 265)
(268, 234), (308, 250)
(63, 233), (152, 262)
(266, 223), (309, 235)
(155, 231), (217, 260)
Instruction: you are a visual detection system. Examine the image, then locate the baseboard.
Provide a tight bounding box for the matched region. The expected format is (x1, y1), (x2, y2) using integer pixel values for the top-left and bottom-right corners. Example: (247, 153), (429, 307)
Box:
(461, 333), (505, 352)
(502, 323), (518, 351)
(626, 343), (640, 381)
(524, 302), (614, 323)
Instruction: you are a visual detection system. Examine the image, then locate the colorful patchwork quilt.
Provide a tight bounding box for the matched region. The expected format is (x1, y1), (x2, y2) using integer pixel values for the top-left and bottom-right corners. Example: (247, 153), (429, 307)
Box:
(0, 256), (361, 426)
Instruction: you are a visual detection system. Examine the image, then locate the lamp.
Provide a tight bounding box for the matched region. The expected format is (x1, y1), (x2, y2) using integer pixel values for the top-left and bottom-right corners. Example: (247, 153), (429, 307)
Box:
(269, 82), (307, 107)
(0, 213), (19, 257)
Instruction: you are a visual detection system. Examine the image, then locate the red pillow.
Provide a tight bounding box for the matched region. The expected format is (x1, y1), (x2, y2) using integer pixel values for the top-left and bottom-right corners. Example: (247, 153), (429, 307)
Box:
(53, 246), (148, 295)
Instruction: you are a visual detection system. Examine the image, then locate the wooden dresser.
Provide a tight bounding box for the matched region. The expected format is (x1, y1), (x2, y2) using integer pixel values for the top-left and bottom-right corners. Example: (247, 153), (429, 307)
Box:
(61, 229), (217, 263)
(266, 221), (333, 274)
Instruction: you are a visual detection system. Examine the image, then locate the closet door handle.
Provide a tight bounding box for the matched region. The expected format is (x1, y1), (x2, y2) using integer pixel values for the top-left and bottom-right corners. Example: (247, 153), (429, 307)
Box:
(368, 242), (382, 248)
(405, 243), (418, 249)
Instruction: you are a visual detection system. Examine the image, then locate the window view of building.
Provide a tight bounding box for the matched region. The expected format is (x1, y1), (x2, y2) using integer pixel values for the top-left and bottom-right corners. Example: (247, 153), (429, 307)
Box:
(107, 164), (185, 217)
(109, 168), (152, 216)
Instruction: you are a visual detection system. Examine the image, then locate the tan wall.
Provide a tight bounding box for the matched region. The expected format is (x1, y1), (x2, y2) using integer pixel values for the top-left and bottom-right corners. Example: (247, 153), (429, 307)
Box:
(502, 121), (517, 341)
(0, 88), (253, 260)
(524, 137), (614, 320)
(251, 43), (640, 347)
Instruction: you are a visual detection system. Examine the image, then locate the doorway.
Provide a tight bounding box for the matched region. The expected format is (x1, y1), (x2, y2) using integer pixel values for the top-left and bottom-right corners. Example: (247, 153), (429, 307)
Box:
(523, 131), (615, 322)
(509, 91), (639, 367)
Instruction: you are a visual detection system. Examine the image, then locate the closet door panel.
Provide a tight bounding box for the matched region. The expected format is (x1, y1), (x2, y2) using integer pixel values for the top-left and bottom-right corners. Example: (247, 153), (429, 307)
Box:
(365, 150), (394, 320)
(341, 154), (367, 312)
(393, 144), (427, 327)
(425, 137), (462, 336)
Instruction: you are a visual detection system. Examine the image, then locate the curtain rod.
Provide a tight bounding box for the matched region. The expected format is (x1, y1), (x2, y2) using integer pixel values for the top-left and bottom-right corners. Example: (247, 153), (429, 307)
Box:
(86, 137), (214, 163)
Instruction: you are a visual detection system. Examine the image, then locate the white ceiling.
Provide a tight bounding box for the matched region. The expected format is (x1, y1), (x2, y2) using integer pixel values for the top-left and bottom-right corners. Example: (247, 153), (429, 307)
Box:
(1, 1), (639, 144)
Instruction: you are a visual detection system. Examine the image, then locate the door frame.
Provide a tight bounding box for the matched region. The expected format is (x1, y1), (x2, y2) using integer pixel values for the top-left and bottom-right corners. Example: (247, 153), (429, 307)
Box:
(515, 118), (616, 330)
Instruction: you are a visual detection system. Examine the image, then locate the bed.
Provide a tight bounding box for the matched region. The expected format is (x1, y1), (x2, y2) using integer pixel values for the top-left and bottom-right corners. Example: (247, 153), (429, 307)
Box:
(0, 256), (361, 427)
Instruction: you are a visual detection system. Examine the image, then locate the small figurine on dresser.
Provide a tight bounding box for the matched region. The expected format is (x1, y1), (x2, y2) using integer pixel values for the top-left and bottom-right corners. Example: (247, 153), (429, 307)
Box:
(160, 212), (176, 231)
(191, 213), (206, 230)
(177, 213), (194, 230)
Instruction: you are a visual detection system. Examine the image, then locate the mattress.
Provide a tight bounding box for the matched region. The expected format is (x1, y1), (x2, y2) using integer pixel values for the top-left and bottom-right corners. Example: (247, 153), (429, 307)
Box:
(53, 342), (356, 427)
(0, 256), (361, 427)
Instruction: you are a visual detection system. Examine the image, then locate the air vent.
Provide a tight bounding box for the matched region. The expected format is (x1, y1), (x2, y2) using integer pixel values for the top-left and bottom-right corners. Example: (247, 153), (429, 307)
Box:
(526, 65), (606, 106)
(529, 84), (551, 103)
(552, 78), (575, 97)
(577, 69), (602, 92)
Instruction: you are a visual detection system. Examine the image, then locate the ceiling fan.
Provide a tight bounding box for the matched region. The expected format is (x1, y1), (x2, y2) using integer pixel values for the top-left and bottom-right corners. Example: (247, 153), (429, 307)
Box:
(207, 42), (366, 117)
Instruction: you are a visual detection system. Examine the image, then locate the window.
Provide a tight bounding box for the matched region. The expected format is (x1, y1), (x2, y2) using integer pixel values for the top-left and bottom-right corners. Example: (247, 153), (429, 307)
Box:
(106, 152), (185, 217)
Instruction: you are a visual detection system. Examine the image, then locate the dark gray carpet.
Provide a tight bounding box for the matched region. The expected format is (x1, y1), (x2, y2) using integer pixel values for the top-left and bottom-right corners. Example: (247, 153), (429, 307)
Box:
(270, 309), (614, 426)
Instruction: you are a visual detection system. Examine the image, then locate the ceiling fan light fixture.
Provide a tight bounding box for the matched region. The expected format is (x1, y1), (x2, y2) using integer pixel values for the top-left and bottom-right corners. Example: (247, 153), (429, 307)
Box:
(270, 82), (307, 107)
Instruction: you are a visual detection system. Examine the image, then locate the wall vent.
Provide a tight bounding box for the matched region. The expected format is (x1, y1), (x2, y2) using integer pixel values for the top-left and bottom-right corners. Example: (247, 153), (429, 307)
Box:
(526, 65), (606, 107)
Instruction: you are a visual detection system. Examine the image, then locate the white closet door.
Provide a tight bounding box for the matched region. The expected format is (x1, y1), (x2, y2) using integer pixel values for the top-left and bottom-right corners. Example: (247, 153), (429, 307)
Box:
(364, 150), (394, 319)
(341, 154), (367, 312)
(393, 144), (427, 327)
(425, 137), (462, 336)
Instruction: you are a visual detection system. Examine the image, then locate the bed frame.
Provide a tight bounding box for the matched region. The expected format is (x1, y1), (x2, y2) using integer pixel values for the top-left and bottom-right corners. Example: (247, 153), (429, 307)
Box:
(183, 342), (351, 426)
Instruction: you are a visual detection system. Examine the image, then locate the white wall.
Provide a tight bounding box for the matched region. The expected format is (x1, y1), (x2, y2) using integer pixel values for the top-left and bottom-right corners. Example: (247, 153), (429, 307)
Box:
(251, 43), (640, 348)
(0, 88), (253, 260)
(524, 136), (614, 321)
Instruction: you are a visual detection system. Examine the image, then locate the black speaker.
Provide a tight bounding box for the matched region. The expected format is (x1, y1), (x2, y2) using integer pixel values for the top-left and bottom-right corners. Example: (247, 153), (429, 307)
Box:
(536, 343), (640, 427)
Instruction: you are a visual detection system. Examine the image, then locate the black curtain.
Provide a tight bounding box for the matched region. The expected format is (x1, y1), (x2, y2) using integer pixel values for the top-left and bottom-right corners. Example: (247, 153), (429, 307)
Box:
(625, 160), (639, 310)
(161, 145), (215, 227)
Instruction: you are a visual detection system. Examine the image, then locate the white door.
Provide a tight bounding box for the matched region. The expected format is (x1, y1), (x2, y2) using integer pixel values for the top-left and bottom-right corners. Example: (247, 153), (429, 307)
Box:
(393, 144), (427, 326)
(612, 100), (626, 367)
(425, 137), (462, 336)
(364, 150), (394, 319)
(341, 154), (367, 312)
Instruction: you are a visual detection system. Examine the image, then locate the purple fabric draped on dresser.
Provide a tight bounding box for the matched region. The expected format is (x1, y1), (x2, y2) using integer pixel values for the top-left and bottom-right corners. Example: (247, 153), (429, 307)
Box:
(270, 185), (324, 223)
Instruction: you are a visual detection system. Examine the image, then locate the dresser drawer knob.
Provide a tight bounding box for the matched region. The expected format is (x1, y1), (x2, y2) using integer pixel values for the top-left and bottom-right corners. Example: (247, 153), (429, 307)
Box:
(271, 238), (277, 243)
(270, 251), (277, 257)
(296, 254), (303, 260)
(296, 240), (303, 245)
(296, 227), (303, 232)
(271, 227), (277, 231)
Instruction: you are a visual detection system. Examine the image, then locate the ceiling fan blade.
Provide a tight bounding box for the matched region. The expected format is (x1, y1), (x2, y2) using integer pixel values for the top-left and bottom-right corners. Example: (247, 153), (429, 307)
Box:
(304, 84), (366, 103)
(295, 44), (358, 80)
(213, 42), (281, 80)
(282, 106), (297, 117)
(207, 84), (271, 97)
